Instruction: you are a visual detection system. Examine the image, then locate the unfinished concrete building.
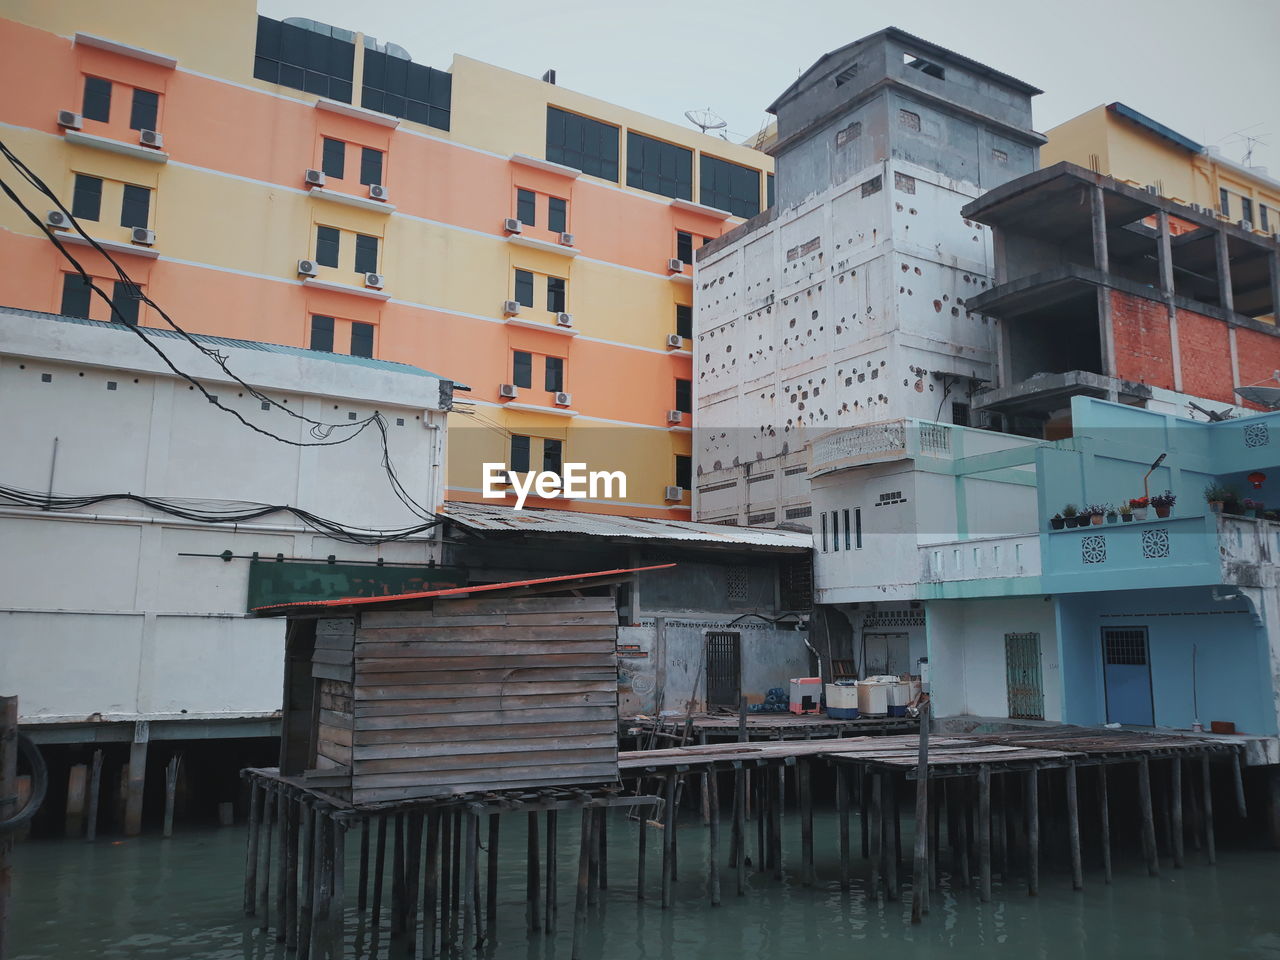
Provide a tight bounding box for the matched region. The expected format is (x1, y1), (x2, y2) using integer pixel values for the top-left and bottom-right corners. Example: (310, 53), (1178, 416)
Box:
(961, 162), (1280, 437)
(692, 29), (1044, 526)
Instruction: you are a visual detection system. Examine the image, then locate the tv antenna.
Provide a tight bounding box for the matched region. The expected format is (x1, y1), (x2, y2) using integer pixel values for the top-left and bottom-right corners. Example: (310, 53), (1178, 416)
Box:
(685, 108), (727, 135)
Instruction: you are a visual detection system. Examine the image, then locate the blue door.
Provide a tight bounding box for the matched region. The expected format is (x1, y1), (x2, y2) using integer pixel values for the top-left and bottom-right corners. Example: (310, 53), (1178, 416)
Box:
(1103, 627), (1154, 726)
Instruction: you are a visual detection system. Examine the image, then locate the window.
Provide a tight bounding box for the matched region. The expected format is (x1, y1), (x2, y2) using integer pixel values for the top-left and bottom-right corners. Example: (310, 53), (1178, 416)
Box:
(322, 138), (345, 179)
(120, 185), (150, 229)
(350, 321), (374, 358)
(514, 269), (534, 308)
(1241, 197), (1254, 225)
(905, 55), (945, 80)
(354, 234), (379, 274)
(510, 434), (531, 473)
(854, 507), (862, 549)
(700, 155), (760, 219)
(516, 189), (536, 226)
(861, 175), (883, 197)
(130, 89), (159, 131)
(544, 356), (564, 392)
(675, 454), (691, 490)
(766, 172), (775, 209)
(361, 48), (451, 131)
(315, 226), (340, 268)
(675, 304), (692, 339)
(546, 276), (566, 313)
(546, 107), (618, 182)
(832, 510), (840, 551)
(1220, 188), (1230, 217)
(82, 77), (111, 123)
(310, 314), (335, 352)
(675, 378), (692, 414)
(820, 512), (829, 552)
(952, 402), (970, 426)
(542, 438), (562, 474)
(72, 174), (102, 221)
(61, 273), (92, 318)
(253, 15), (355, 103)
(360, 147), (383, 187)
(899, 109), (922, 131)
(625, 131), (692, 200)
(1261, 204), (1270, 232)
(512, 350), (533, 388)
(111, 281), (141, 325)
(548, 197), (567, 234)
(843, 509), (851, 550)
(676, 231), (693, 265)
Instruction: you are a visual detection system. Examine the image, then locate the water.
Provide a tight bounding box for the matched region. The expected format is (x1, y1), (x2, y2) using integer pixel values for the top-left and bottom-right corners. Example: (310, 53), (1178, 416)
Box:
(8, 808), (1280, 959)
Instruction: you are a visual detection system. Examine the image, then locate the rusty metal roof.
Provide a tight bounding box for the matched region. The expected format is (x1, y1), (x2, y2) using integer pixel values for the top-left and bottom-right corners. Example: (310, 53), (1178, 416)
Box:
(442, 501), (811, 551)
(251, 564), (675, 615)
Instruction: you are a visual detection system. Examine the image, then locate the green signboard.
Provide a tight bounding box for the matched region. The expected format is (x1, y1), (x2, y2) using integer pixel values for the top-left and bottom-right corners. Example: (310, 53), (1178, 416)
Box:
(246, 559), (466, 611)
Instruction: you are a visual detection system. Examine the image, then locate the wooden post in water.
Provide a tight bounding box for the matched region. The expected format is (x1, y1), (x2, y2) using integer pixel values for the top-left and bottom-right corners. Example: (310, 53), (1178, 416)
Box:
(1171, 758), (1185, 869)
(486, 813), (500, 931)
(527, 810), (543, 929)
(799, 760), (813, 887)
(586, 809), (600, 907)
(297, 802), (314, 960)
(357, 817), (370, 913)
(124, 721), (148, 837)
(571, 807), (592, 960)
(275, 791), (289, 944)
(955, 778), (970, 889)
(405, 812), (423, 954)
(244, 781), (261, 916)
(434, 810), (450, 949)
(772, 764), (785, 881)
(258, 787), (274, 932)
(860, 768), (870, 860)
(882, 774), (898, 901)
(65, 763), (87, 838)
(598, 807), (609, 891)
(869, 771), (882, 897)
(1065, 761), (1082, 891)
(1201, 754), (1217, 864)
(637, 809), (647, 901)
(463, 812), (478, 953)
(85, 750), (103, 843)
(311, 814), (332, 960)
(977, 765), (992, 904)
(449, 811), (462, 947)
(1025, 766), (1039, 897)
(662, 773), (677, 908)
(1096, 765), (1112, 883)
(391, 813), (406, 937)
(708, 767), (722, 905)
(286, 797), (300, 951)
(163, 755), (180, 840)
(1231, 749), (1248, 819)
(837, 764), (851, 892)
(332, 819), (346, 957)
(371, 814), (388, 936)
(911, 701), (931, 923)
(422, 812), (439, 958)
(545, 809), (558, 934)
(1137, 756), (1160, 877)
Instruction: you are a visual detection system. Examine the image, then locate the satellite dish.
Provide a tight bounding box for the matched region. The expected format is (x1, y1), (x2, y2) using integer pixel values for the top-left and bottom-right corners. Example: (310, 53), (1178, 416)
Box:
(684, 108), (727, 134)
(1234, 386), (1280, 409)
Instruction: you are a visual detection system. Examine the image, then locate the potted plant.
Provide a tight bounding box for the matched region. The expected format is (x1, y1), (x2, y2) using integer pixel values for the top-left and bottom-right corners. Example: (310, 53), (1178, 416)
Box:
(1130, 497), (1149, 521)
(1086, 504), (1106, 526)
(1119, 503), (1134, 522)
(1106, 505), (1119, 524)
(1243, 498), (1266, 519)
(1205, 481), (1231, 514)
(1062, 503), (1080, 528)
(1151, 490), (1176, 519)
(1223, 489), (1244, 515)
(1050, 512), (1065, 531)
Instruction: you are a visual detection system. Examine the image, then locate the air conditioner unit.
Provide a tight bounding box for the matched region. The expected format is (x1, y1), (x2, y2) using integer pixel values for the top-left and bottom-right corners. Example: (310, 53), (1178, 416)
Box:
(664, 485), (683, 502)
(502, 300), (521, 316)
(559, 232), (575, 246)
(131, 227), (155, 246)
(666, 409), (684, 425)
(304, 169), (326, 186)
(364, 272), (384, 289)
(667, 258), (685, 273)
(1189, 203), (1202, 213)
(138, 129), (163, 149)
(555, 312), (574, 327)
(45, 209), (70, 228)
(666, 333), (684, 349)
(368, 183), (389, 201)
(499, 383), (518, 399)
(503, 217), (522, 234)
(1239, 219), (1253, 232)
(297, 259), (319, 277)
(57, 110), (82, 130)
(554, 391), (572, 407)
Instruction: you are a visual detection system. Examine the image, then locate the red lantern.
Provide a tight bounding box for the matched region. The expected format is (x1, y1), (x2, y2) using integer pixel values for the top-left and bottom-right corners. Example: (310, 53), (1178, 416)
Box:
(1248, 471), (1266, 489)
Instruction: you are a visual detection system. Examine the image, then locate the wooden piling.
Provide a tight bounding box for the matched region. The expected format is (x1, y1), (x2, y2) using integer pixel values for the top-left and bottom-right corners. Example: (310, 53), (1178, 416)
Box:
(572, 807), (592, 960)
(85, 749), (103, 843)
(955, 778), (970, 889)
(912, 701), (931, 923)
(486, 813), (500, 931)
(599, 806), (609, 891)
(1201, 754), (1216, 865)
(463, 812), (478, 952)
(357, 817), (370, 913)
(1065, 761), (1082, 891)
(286, 797), (300, 951)
(772, 765), (784, 881)
(405, 812), (423, 953)
(124, 723), (148, 837)
(882, 774), (898, 901)
(65, 763), (87, 838)
(977, 765), (992, 903)
(312, 815), (334, 960)
(637, 808), (647, 901)
(275, 790), (289, 944)
(869, 771), (882, 897)
(449, 810), (462, 946)
(799, 760), (813, 887)
(527, 810), (543, 930)
(707, 766), (722, 905)
(332, 820), (346, 957)
(587, 809), (600, 907)
(1096, 764), (1111, 883)
(1025, 766), (1039, 897)
(1232, 749), (1248, 819)
(928, 780), (940, 892)
(244, 781), (261, 916)
(435, 809), (450, 948)
(837, 764), (851, 892)
(860, 768), (870, 859)
(546, 809), (558, 934)
(1137, 756), (1159, 877)
(163, 755), (180, 840)
(662, 772), (677, 908)
(423, 811), (440, 958)
(371, 814), (388, 935)
(258, 787), (273, 932)
(298, 802), (313, 960)
(1171, 758), (1185, 869)
(392, 813), (406, 937)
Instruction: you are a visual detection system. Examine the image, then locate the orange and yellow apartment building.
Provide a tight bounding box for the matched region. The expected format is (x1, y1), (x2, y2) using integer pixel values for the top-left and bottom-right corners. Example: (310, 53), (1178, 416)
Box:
(0, 1), (773, 518)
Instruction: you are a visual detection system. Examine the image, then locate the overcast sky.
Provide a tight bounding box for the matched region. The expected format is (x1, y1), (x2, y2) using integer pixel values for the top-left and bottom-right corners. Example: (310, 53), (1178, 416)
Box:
(260, 0), (1280, 173)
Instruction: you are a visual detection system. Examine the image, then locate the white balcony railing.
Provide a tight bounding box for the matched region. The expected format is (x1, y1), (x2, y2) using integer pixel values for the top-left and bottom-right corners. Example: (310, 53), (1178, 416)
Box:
(920, 533), (1041, 583)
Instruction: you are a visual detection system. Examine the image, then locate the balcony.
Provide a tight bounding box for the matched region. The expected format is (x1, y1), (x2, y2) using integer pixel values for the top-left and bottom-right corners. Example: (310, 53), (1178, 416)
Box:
(1218, 514), (1280, 588)
(809, 419), (953, 477)
(920, 534), (1041, 584)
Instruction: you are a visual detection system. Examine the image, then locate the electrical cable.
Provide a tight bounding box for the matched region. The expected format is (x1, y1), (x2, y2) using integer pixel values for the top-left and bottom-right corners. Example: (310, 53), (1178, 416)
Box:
(0, 139), (441, 526)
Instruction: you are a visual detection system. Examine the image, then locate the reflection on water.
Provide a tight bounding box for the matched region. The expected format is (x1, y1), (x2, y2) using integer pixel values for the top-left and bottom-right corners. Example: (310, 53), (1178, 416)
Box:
(9, 808), (1280, 959)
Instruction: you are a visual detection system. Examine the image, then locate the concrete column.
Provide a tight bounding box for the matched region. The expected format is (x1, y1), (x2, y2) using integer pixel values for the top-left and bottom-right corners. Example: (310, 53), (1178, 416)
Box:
(1096, 288), (1116, 380)
(1091, 187), (1115, 379)
(1090, 186), (1109, 272)
(1216, 229), (1234, 314)
(125, 720), (150, 836)
(1270, 250), (1280, 325)
(65, 763), (88, 838)
(1156, 211), (1183, 392)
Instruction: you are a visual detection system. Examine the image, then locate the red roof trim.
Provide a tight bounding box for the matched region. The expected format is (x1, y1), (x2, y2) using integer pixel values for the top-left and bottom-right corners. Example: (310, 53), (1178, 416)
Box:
(252, 563), (676, 613)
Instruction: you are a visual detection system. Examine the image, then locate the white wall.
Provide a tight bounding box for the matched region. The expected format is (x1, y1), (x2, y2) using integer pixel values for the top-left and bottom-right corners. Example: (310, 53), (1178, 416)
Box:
(0, 309), (450, 723)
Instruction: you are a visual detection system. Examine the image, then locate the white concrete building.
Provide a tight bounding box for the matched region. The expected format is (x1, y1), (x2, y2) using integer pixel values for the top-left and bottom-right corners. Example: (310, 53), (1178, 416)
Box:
(0, 306), (454, 746)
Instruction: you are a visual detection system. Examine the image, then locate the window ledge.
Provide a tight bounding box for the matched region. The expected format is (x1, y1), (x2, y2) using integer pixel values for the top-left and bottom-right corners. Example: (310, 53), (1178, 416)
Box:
(301, 277), (391, 301)
(503, 401), (578, 418)
(507, 234), (579, 257)
(74, 32), (177, 69)
(510, 153), (582, 179)
(306, 186), (396, 214)
(670, 197), (731, 220)
(58, 231), (159, 259)
(668, 425), (693, 433)
(504, 317), (577, 337)
(314, 98), (400, 128)
(64, 130), (169, 163)
(667, 348), (692, 357)
(669, 272), (693, 285)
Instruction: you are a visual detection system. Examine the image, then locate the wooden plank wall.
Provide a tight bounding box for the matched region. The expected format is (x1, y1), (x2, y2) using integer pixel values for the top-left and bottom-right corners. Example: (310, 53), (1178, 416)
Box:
(350, 596), (620, 803)
(311, 618), (355, 786)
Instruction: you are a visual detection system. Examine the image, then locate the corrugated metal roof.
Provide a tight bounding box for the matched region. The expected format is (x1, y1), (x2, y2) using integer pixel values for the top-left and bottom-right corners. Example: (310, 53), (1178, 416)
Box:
(443, 501), (812, 551)
(1106, 103), (1203, 155)
(252, 563), (675, 614)
(4, 306), (446, 379)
